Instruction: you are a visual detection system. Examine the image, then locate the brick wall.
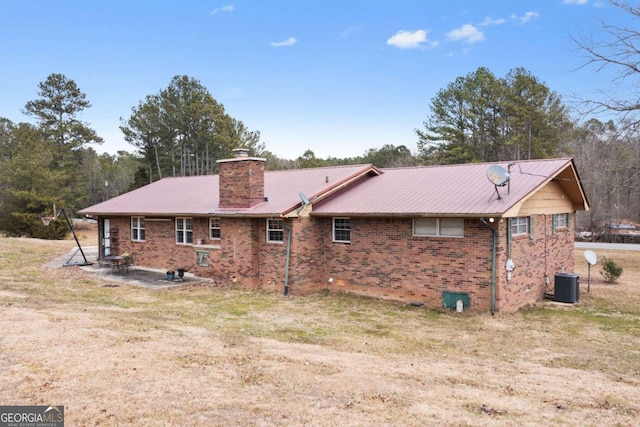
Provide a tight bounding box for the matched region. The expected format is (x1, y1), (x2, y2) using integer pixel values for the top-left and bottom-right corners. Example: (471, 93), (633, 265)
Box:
(109, 216), (261, 286)
(211, 217), (261, 286)
(254, 217), (325, 294)
(319, 217), (495, 310)
(105, 213), (576, 312)
(255, 218), (288, 291)
(497, 214), (576, 311)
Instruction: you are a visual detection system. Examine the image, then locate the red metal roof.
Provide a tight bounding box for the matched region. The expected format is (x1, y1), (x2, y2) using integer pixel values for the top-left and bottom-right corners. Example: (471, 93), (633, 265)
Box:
(312, 158), (584, 216)
(78, 165), (379, 216)
(78, 158), (587, 218)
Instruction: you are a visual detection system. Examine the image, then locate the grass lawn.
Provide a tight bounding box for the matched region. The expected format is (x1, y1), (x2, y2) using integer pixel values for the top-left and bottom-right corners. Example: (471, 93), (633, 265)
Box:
(0, 235), (638, 426)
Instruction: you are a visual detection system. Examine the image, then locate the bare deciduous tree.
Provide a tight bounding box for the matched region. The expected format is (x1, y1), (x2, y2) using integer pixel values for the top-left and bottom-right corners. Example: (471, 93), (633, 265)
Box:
(572, 1), (640, 123)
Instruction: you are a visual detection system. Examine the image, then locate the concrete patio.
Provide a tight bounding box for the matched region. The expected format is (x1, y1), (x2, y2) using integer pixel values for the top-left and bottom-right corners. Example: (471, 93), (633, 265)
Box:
(49, 245), (209, 289)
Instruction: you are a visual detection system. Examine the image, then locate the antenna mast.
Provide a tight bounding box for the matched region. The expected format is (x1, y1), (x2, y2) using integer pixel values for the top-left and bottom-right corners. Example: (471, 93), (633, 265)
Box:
(507, 163), (515, 195)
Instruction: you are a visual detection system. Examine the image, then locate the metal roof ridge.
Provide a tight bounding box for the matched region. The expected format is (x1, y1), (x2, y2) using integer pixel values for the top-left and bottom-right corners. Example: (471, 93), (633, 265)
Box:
(306, 165), (381, 203)
(276, 165), (381, 217)
(147, 175), (217, 184)
(380, 157), (571, 171)
(265, 163), (374, 174)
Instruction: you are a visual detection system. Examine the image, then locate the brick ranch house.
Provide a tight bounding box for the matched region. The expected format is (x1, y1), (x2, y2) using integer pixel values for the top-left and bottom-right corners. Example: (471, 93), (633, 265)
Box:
(78, 149), (589, 313)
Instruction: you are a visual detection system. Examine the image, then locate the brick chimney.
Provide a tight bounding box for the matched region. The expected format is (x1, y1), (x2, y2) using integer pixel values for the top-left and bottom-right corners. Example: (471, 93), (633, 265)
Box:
(217, 148), (267, 208)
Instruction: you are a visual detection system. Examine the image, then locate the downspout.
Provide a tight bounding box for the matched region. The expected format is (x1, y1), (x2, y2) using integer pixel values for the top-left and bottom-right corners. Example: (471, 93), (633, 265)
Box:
(480, 217), (497, 314)
(282, 222), (292, 296)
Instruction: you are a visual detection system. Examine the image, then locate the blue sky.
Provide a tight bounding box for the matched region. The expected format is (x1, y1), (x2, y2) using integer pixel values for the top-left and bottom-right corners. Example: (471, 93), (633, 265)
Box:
(0, 0), (630, 160)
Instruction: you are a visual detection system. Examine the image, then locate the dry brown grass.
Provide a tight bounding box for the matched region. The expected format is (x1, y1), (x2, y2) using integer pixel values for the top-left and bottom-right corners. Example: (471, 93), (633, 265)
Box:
(0, 237), (638, 426)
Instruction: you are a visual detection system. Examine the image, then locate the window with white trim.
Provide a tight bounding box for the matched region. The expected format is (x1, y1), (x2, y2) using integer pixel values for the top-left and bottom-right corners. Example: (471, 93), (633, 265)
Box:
(267, 219), (284, 243)
(176, 217), (193, 244)
(413, 218), (464, 237)
(510, 216), (529, 236)
(131, 217), (145, 241)
(333, 217), (351, 243)
(209, 217), (221, 240)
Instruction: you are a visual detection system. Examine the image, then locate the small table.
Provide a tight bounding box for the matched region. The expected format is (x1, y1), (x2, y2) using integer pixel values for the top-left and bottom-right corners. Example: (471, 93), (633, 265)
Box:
(104, 255), (130, 274)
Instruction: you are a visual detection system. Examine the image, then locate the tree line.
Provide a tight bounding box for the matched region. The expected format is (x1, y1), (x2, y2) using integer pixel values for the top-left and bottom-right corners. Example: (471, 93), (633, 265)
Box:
(120, 75), (264, 181)
(0, 74), (126, 238)
(0, 68), (635, 238)
(2, 1), (640, 238)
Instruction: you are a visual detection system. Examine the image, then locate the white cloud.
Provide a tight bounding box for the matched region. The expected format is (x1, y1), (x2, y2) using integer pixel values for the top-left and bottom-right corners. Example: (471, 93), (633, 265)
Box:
(446, 24), (485, 44)
(386, 29), (437, 49)
(480, 16), (507, 27)
(341, 26), (359, 37)
(564, 0), (588, 4)
(210, 4), (234, 15)
(511, 11), (540, 24)
(270, 37), (297, 47)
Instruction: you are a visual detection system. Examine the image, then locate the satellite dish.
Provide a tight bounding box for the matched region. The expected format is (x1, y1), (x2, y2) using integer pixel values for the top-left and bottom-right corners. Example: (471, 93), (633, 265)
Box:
(584, 250), (597, 266)
(298, 192), (310, 205)
(486, 165), (510, 187)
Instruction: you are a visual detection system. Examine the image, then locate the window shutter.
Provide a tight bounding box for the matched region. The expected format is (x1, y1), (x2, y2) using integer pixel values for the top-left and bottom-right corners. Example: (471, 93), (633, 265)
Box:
(529, 215), (535, 240)
(568, 214), (572, 231)
(552, 214), (557, 235)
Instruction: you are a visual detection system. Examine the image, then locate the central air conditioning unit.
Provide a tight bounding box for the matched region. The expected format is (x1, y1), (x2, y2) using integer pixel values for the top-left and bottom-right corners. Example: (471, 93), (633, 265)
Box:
(554, 273), (579, 303)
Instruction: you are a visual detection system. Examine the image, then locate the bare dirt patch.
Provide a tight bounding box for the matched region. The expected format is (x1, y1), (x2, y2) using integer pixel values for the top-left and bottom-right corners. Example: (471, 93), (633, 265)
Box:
(1, 239), (638, 426)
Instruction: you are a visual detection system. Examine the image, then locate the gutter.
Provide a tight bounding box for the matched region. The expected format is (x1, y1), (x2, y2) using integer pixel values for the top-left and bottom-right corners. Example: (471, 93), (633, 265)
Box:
(480, 217), (497, 314)
(280, 221), (292, 296)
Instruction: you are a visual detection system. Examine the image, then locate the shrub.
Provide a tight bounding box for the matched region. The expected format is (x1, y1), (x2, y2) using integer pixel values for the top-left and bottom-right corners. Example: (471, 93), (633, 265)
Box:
(600, 256), (623, 283)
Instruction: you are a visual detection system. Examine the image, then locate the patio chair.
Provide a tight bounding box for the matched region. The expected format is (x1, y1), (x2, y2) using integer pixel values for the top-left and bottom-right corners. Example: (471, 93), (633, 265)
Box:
(124, 252), (138, 273)
(96, 258), (111, 276)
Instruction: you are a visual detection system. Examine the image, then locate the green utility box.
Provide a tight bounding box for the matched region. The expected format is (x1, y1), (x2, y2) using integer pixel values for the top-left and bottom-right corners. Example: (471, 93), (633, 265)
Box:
(442, 291), (470, 311)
